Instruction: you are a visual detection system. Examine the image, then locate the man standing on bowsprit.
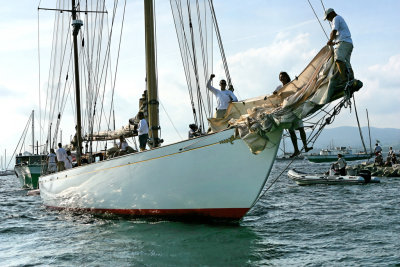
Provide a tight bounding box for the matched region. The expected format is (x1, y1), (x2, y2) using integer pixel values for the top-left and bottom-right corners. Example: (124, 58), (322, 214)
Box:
(325, 8), (354, 84)
(207, 74), (238, 119)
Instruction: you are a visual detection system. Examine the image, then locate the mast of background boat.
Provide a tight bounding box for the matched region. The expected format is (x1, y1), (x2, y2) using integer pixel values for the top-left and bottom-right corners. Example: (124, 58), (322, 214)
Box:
(113, 110), (116, 147)
(31, 110), (34, 154)
(71, 0), (83, 165)
(366, 109), (372, 157)
(144, 0), (160, 148)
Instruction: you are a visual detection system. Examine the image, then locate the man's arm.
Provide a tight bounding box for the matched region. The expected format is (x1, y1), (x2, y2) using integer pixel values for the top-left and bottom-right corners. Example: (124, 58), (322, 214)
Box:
(327, 29), (337, 46)
(207, 74), (218, 95)
(230, 91), (238, 102)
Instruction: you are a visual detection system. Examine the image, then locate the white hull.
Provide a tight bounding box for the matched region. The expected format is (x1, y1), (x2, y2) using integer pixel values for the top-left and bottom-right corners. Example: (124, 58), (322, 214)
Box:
(39, 129), (282, 220)
(288, 169), (380, 186)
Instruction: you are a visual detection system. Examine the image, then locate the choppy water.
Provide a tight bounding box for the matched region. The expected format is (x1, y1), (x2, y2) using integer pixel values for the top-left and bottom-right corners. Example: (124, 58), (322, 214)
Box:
(1, 161), (400, 266)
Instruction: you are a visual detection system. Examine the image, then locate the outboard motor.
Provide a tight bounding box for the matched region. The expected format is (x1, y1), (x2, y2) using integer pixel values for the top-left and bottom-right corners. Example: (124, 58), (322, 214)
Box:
(359, 170), (371, 183)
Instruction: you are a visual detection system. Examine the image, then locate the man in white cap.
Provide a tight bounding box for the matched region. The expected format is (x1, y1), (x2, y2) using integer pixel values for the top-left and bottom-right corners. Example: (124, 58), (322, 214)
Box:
(324, 8), (353, 84)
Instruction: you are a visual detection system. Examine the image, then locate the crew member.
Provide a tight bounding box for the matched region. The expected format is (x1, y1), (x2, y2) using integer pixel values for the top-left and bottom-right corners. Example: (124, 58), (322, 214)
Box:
(276, 71), (313, 158)
(325, 8), (354, 83)
(138, 112), (149, 151)
(335, 153), (347, 176)
(56, 143), (67, 171)
(374, 143), (382, 156)
(47, 148), (57, 173)
(207, 74), (238, 118)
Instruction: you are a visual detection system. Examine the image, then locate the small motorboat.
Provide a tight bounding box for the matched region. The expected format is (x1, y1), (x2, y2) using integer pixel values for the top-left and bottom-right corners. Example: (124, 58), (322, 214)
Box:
(288, 169), (380, 186)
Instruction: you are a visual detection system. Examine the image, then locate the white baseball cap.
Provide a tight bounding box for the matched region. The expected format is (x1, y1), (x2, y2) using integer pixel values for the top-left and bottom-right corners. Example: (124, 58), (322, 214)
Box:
(324, 8), (335, 20)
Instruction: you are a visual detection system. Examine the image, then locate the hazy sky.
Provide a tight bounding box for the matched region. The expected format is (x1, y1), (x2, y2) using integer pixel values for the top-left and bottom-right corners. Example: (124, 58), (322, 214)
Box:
(0, 0), (399, 166)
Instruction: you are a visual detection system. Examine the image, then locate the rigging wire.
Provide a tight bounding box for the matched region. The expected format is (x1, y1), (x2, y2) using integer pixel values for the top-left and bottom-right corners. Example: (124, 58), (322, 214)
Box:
(7, 114), (32, 169)
(106, 0), (126, 134)
(37, 5), (43, 153)
(208, 0), (232, 87)
(306, 0), (329, 40)
(170, 0), (199, 126)
(320, 0), (326, 12)
(160, 101), (183, 140)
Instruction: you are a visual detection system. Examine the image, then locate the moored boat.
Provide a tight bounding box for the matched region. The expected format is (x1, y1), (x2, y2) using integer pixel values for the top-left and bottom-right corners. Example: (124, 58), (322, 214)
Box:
(14, 153), (46, 189)
(288, 169), (380, 186)
(306, 146), (372, 163)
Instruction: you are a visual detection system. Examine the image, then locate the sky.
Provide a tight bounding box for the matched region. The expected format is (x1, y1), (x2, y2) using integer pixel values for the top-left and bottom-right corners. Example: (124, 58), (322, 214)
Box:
(0, 0), (399, 167)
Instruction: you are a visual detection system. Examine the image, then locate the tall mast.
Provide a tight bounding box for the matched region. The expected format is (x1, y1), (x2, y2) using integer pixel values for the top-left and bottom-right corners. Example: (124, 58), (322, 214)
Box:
(144, 0), (160, 148)
(71, 0), (83, 165)
(32, 110), (35, 154)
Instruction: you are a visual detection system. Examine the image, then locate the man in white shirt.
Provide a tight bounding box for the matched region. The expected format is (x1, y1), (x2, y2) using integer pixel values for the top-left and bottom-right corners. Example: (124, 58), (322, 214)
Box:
(65, 150), (73, 169)
(325, 8), (354, 83)
(47, 148), (57, 173)
(335, 153), (347, 176)
(374, 143), (382, 156)
(137, 112), (149, 151)
(56, 143), (67, 171)
(207, 74), (238, 118)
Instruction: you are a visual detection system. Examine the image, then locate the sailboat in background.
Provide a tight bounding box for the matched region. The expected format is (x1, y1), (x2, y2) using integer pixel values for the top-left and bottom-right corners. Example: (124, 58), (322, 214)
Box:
(13, 110), (47, 188)
(306, 146), (372, 163)
(0, 149), (14, 176)
(37, 0), (363, 221)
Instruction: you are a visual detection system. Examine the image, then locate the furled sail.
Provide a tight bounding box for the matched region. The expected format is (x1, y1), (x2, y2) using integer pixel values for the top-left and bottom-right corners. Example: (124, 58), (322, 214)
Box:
(208, 46), (362, 154)
(83, 124), (137, 141)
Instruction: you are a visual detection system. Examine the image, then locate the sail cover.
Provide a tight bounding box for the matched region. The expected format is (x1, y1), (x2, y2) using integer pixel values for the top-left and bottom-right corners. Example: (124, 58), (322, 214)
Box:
(83, 124), (137, 141)
(208, 46), (362, 154)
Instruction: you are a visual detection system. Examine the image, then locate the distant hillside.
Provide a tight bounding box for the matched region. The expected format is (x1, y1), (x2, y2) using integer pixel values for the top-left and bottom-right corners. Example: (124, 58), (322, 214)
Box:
(281, 126), (400, 152)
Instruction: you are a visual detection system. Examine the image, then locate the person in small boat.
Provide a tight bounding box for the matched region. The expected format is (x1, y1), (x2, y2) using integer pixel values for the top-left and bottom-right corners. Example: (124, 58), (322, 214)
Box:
(374, 143), (382, 156)
(325, 8), (354, 84)
(374, 152), (384, 166)
(275, 72), (313, 158)
(388, 147), (394, 157)
(207, 74), (238, 118)
(137, 112), (149, 151)
(56, 143), (67, 171)
(188, 124), (201, 139)
(392, 153), (398, 164)
(334, 153), (347, 175)
(47, 148), (57, 173)
(65, 150), (73, 169)
(384, 156), (392, 167)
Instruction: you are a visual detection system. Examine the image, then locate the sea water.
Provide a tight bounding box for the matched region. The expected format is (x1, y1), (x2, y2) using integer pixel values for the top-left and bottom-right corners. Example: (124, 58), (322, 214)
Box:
(1, 160), (399, 266)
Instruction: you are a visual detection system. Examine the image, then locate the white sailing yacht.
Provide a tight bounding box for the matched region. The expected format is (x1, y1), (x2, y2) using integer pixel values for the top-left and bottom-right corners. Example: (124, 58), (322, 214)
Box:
(38, 0), (362, 220)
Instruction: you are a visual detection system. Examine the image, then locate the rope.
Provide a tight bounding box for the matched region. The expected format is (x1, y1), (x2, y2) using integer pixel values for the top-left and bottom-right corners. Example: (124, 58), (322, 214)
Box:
(320, 0), (326, 12)
(208, 0), (232, 86)
(37, 7), (43, 153)
(306, 0), (329, 40)
(160, 100), (183, 140)
(7, 113), (33, 169)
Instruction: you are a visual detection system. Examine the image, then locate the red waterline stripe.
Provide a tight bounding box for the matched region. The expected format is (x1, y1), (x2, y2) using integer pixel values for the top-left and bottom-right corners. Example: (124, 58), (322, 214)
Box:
(46, 206), (249, 220)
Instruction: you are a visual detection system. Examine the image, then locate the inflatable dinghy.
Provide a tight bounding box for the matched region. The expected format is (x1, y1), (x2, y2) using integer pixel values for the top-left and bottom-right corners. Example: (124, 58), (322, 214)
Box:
(288, 169), (380, 186)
